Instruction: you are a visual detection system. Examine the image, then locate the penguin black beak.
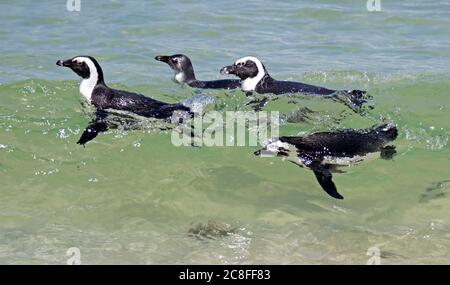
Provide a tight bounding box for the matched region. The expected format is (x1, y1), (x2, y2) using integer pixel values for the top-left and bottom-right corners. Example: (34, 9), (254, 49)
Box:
(220, 65), (236, 75)
(56, 59), (72, 67)
(155, 55), (170, 63)
(254, 149), (277, 157)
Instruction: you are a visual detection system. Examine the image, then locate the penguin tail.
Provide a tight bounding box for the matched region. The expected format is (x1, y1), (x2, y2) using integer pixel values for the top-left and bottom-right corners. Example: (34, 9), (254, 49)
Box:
(345, 89), (371, 107)
(374, 124), (398, 142)
(332, 89), (374, 115)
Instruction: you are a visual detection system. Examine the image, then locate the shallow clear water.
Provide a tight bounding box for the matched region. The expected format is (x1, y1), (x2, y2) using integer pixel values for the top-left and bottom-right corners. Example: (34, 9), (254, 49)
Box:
(0, 0), (449, 264)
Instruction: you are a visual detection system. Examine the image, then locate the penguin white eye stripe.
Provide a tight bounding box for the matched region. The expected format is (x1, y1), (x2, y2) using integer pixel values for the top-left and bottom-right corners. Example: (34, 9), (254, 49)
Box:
(234, 56), (262, 67)
(74, 56), (98, 102)
(235, 56), (265, 92)
(72, 57), (97, 71)
(72, 57), (92, 65)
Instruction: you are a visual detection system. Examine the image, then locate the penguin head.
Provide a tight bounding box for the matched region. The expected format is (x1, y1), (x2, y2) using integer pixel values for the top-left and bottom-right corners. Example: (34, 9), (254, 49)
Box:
(56, 56), (104, 83)
(254, 138), (290, 157)
(220, 56), (266, 91)
(155, 54), (195, 83)
(220, 56), (264, 79)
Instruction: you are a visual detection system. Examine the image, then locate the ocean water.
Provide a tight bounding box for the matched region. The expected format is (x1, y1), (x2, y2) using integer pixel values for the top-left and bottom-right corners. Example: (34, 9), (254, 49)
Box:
(1, 0), (450, 264)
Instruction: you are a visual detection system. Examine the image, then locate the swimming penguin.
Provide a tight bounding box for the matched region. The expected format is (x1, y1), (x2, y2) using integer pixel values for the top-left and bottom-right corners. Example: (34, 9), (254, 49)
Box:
(155, 54), (241, 89)
(254, 124), (398, 199)
(56, 55), (192, 145)
(220, 56), (370, 109)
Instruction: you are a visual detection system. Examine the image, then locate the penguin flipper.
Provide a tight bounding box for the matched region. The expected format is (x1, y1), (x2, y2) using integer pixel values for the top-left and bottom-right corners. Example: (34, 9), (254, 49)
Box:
(77, 111), (109, 146)
(310, 164), (344, 200)
(77, 121), (108, 145)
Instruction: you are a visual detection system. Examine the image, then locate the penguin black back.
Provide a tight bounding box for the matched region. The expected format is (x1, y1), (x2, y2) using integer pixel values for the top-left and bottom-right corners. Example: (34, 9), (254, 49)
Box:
(280, 124), (398, 160)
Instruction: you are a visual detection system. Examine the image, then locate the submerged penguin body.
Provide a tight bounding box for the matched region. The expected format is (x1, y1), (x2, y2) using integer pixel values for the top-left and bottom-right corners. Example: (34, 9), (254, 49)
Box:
(255, 124), (398, 199)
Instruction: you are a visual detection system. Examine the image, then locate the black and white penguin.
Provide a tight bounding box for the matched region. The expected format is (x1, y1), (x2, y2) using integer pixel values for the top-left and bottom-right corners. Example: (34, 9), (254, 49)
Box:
(155, 54), (241, 89)
(56, 55), (192, 145)
(254, 124), (398, 199)
(220, 56), (370, 109)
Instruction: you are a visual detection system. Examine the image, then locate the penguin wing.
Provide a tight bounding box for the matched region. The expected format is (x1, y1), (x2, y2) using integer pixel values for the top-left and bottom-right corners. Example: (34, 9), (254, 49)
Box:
(301, 157), (344, 200)
(312, 168), (343, 200)
(77, 110), (109, 146)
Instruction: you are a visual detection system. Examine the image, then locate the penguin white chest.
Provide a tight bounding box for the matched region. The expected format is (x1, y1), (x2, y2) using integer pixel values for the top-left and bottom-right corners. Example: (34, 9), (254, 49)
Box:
(175, 72), (185, 84)
(241, 77), (260, 92)
(79, 78), (96, 102)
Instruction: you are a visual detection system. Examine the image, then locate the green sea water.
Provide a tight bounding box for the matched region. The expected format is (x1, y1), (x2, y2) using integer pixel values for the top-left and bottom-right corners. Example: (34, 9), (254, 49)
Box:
(1, 1), (449, 264)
